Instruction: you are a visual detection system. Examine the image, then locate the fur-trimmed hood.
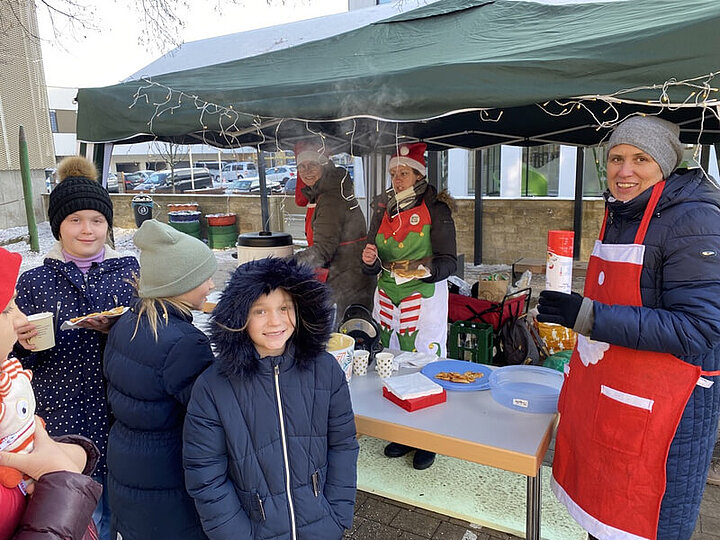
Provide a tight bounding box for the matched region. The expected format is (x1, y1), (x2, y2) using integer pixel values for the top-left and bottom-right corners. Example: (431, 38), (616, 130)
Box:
(211, 257), (334, 378)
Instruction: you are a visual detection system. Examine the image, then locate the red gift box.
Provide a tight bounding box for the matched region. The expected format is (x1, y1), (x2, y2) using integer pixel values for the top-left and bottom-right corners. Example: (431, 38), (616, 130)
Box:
(382, 386), (447, 412)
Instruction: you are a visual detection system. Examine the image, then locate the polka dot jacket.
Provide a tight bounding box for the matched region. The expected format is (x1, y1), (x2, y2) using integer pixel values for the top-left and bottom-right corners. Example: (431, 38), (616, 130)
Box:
(13, 242), (139, 476)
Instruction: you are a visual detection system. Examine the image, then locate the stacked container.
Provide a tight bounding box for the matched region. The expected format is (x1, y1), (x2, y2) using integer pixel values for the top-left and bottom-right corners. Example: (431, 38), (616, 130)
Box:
(168, 210), (202, 239)
(206, 213), (238, 249)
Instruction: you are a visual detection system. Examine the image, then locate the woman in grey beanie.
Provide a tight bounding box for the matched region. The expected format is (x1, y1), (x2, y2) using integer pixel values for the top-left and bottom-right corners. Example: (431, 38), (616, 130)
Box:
(103, 220), (217, 540)
(537, 116), (720, 540)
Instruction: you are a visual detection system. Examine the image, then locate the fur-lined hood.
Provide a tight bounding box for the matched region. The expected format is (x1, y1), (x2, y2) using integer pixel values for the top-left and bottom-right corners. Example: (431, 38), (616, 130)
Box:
(211, 257), (334, 378)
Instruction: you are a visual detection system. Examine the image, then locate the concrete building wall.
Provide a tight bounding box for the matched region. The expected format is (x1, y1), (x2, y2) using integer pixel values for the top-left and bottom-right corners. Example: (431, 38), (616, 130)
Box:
(453, 197), (604, 264)
(0, 0), (55, 228)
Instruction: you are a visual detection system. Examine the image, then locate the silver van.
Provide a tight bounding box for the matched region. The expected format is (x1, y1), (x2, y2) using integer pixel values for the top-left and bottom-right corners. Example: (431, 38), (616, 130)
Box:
(221, 161), (258, 182)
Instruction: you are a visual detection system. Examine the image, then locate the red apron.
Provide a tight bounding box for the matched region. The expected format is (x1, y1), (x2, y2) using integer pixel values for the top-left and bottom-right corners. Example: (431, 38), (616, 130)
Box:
(551, 182), (720, 539)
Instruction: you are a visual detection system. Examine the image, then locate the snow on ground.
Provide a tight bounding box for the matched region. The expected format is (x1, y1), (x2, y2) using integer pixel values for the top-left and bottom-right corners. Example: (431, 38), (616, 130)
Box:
(1, 221), (237, 275)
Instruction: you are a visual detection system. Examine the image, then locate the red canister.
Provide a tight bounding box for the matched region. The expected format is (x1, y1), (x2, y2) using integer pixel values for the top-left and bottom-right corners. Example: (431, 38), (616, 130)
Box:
(546, 230), (574, 293)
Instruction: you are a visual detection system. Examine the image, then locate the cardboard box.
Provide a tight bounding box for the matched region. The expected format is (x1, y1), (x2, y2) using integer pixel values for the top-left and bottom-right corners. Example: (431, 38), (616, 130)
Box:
(382, 387), (447, 411)
(473, 279), (509, 303)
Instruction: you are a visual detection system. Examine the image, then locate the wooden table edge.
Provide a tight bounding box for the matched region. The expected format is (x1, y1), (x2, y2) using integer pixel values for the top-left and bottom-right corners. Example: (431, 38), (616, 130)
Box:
(355, 413), (557, 478)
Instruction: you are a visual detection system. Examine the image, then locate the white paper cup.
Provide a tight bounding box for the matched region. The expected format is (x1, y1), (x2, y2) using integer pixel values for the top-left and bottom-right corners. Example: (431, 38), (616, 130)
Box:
(375, 352), (394, 379)
(353, 350), (370, 376)
(26, 312), (55, 351)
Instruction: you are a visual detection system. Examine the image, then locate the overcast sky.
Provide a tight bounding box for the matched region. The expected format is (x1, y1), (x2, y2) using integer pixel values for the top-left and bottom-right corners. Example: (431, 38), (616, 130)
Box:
(38, 0), (346, 89)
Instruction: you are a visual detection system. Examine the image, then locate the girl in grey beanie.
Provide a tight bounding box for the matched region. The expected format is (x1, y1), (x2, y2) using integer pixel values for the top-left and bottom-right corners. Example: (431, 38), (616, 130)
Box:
(102, 219), (217, 540)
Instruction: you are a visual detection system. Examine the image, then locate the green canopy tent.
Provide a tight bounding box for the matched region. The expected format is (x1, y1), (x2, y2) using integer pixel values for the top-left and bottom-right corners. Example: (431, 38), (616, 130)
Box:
(76, 0), (720, 151)
(75, 0), (720, 264)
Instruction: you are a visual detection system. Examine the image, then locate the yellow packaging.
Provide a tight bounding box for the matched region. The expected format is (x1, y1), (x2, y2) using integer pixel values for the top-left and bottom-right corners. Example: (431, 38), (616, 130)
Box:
(536, 321), (577, 356)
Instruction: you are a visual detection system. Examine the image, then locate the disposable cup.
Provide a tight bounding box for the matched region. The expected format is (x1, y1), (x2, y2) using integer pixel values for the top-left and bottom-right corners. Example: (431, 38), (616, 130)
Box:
(26, 312), (55, 351)
(375, 352), (394, 379)
(353, 350), (370, 376)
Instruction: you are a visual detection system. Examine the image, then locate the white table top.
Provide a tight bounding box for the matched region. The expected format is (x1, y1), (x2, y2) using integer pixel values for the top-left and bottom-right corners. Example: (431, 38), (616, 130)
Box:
(349, 366), (557, 477)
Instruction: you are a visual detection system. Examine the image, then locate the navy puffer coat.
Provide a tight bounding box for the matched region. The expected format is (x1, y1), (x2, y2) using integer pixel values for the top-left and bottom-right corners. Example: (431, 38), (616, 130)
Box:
(104, 303), (213, 540)
(14, 243), (138, 476)
(183, 258), (359, 540)
(591, 169), (720, 539)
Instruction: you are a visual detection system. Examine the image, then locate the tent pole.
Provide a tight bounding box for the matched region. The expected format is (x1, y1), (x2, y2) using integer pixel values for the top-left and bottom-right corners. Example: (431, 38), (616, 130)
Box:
(700, 144), (710, 171)
(572, 147), (584, 261)
(427, 152), (440, 191)
(473, 149), (483, 265)
(257, 150), (270, 232)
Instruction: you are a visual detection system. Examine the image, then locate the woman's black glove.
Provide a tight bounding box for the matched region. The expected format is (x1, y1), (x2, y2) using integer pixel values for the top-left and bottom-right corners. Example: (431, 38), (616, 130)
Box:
(537, 291), (584, 329)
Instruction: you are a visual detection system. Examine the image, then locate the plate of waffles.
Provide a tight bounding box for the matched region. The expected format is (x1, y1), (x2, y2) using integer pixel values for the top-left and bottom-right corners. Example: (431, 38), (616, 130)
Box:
(61, 306), (129, 330)
(421, 359), (492, 392)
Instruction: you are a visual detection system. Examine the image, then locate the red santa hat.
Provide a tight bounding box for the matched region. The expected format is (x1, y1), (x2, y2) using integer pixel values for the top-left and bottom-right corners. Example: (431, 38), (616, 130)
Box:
(389, 142), (427, 176)
(0, 248), (21, 313)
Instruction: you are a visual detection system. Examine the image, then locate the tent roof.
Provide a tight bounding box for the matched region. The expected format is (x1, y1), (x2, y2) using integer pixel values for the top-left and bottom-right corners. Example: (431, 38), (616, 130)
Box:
(76, 0), (720, 153)
(125, 3), (417, 81)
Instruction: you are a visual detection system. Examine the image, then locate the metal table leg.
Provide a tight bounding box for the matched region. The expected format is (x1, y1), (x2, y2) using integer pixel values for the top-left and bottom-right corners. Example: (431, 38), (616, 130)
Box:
(526, 468), (541, 540)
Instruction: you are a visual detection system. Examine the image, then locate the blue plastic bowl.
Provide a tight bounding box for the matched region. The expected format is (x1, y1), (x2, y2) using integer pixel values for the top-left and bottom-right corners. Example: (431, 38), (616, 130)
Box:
(488, 365), (564, 414)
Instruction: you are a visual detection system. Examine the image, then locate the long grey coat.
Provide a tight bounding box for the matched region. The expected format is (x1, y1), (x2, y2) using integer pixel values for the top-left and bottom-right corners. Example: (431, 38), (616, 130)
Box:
(295, 163), (374, 322)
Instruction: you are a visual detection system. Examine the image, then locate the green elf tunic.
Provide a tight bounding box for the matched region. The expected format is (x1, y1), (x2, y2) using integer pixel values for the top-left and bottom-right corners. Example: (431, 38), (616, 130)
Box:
(373, 200), (450, 355)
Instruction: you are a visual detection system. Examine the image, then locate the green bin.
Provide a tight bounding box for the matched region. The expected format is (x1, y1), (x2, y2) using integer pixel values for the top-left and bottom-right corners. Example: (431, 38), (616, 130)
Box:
(208, 224), (238, 249)
(168, 220), (201, 239)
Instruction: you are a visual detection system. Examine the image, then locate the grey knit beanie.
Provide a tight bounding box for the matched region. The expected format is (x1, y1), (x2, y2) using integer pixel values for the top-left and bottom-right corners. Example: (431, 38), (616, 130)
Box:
(607, 116), (683, 179)
(134, 220), (217, 298)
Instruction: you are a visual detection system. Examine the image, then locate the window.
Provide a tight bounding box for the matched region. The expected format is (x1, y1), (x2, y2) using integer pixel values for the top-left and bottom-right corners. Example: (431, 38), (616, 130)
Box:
(49, 111), (58, 133)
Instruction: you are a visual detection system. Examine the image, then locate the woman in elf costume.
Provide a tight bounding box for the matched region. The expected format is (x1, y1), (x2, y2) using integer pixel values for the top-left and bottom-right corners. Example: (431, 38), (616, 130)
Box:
(362, 142), (457, 470)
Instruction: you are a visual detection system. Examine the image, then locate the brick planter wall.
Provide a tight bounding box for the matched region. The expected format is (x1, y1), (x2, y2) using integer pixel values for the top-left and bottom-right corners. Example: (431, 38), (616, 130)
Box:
(41, 194), (606, 264)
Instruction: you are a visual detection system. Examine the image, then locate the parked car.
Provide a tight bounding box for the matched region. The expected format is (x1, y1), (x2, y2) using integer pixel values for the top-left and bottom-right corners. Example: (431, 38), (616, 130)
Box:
(221, 161), (258, 182)
(225, 178), (282, 194)
(133, 168), (213, 193)
(264, 165), (296, 186)
(283, 176), (297, 195)
(123, 170), (153, 191)
(195, 161), (227, 183)
(106, 172), (119, 193)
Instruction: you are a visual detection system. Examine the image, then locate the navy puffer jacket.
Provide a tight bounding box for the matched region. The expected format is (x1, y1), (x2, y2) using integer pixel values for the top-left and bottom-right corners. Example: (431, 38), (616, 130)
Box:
(183, 258), (358, 540)
(14, 243), (138, 476)
(591, 169), (720, 539)
(104, 304), (213, 540)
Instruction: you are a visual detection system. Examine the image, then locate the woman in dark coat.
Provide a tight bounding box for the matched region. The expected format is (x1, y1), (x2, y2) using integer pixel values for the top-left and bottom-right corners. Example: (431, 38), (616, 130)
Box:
(103, 220), (217, 540)
(293, 142), (374, 322)
(361, 142), (457, 471)
(538, 116), (720, 540)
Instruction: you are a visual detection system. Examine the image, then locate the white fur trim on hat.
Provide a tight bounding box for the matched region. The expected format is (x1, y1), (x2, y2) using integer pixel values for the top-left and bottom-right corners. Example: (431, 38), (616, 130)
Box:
(389, 156), (426, 176)
(297, 150), (328, 165)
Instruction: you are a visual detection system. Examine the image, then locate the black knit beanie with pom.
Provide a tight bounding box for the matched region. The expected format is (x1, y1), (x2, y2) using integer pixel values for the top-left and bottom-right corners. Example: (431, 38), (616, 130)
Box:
(48, 177), (114, 239)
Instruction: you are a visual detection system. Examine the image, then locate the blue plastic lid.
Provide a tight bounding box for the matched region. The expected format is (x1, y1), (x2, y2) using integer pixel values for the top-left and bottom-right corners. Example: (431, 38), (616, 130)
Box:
(488, 365), (563, 413)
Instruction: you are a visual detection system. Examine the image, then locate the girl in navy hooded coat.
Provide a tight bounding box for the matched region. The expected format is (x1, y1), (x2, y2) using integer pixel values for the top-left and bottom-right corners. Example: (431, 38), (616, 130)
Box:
(183, 257), (359, 540)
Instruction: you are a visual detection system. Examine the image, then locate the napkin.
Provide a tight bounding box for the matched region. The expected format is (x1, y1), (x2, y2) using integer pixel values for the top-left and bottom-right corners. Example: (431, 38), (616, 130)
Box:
(392, 352), (440, 370)
(383, 372), (444, 400)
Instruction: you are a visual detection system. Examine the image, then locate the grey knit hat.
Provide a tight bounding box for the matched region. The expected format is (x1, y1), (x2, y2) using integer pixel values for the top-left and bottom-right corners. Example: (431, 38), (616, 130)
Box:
(607, 116), (683, 179)
(134, 220), (217, 298)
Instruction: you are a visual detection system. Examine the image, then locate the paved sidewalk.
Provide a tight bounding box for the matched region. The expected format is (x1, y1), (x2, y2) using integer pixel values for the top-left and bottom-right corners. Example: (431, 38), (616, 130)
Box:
(346, 481), (720, 539)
